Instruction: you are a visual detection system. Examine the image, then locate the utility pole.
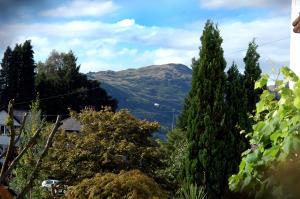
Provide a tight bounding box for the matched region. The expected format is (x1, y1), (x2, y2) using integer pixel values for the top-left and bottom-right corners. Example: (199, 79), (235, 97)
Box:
(171, 108), (175, 130)
(291, 0), (300, 76)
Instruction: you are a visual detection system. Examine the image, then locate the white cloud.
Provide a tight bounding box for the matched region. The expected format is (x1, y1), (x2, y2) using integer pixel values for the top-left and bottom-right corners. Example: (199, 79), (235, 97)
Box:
(220, 16), (290, 72)
(138, 48), (196, 66)
(116, 19), (135, 27)
(40, 0), (117, 18)
(0, 16), (290, 74)
(200, 0), (289, 9)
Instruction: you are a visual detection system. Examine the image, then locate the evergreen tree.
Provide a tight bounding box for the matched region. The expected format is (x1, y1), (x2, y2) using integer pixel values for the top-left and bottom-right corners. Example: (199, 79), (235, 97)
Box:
(182, 21), (227, 198)
(0, 46), (13, 105)
(17, 40), (36, 107)
(243, 39), (262, 115)
(0, 41), (36, 109)
(224, 63), (248, 182)
(1, 44), (22, 107)
(176, 95), (190, 130)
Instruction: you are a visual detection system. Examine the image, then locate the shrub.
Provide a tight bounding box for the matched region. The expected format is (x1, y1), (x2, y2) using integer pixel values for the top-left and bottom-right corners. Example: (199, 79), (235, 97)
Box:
(64, 170), (168, 199)
(229, 67), (300, 198)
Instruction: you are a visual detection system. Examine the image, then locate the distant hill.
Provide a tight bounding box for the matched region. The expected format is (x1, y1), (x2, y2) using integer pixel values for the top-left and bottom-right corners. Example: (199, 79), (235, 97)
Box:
(88, 63), (192, 133)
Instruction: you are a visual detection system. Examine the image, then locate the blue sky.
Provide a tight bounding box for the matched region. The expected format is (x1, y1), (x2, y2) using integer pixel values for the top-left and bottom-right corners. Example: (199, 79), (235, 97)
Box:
(0, 0), (291, 76)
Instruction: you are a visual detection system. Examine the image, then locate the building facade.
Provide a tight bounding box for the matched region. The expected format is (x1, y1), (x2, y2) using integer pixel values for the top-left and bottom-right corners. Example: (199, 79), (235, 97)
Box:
(291, 0), (300, 76)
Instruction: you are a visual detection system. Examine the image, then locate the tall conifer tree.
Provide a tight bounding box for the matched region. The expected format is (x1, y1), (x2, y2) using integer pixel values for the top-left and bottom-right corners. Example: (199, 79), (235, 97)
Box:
(0, 47), (13, 105)
(18, 40), (36, 105)
(224, 63), (248, 181)
(1, 44), (22, 106)
(0, 41), (36, 109)
(243, 40), (262, 115)
(183, 20), (227, 198)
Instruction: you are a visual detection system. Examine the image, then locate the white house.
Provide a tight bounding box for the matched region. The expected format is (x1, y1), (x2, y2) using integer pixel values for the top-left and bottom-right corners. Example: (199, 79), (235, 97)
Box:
(0, 110), (27, 154)
(291, 0), (300, 76)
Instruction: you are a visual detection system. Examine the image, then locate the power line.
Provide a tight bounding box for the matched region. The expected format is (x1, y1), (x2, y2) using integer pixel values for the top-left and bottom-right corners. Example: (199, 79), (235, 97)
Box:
(226, 37), (290, 55)
(0, 86), (100, 110)
(130, 110), (180, 114)
(0, 34), (290, 113)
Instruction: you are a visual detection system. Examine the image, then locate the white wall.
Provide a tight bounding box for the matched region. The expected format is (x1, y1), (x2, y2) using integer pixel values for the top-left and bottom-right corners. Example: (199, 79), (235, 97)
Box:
(0, 110), (21, 127)
(291, 0), (300, 76)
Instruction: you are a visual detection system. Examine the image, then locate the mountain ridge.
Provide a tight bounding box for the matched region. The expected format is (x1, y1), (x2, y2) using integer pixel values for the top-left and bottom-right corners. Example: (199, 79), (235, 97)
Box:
(89, 63), (192, 133)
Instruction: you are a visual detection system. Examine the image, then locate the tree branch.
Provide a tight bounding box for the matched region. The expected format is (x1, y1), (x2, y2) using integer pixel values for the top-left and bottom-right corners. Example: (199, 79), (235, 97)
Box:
(0, 100), (16, 184)
(17, 115), (61, 199)
(15, 113), (28, 145)
(4, 119), (46, 180)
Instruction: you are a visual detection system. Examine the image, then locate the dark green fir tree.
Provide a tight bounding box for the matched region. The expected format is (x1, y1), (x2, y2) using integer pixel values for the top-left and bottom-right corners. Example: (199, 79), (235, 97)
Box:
(176, 95), (190, 130)
(243, 39), (262, 115)
(0, 41), (36, 109)
(0, 46), (13, 105)
(224, 63), (248, 183)
(18, 40), (36, 106)
(0, 44), (21, 107)
(182, 20), (227, 198)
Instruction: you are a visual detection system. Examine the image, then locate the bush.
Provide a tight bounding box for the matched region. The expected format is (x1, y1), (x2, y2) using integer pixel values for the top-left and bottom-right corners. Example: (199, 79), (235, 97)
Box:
(229, 67), (300, 198)
(176, 182), (206, 199)
(44, 108), (162, 184)
(64, 170), (168, 199)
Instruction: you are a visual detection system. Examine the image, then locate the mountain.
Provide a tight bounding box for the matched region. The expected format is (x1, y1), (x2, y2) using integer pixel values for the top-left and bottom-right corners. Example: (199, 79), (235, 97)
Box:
(88, 63), (192, 134)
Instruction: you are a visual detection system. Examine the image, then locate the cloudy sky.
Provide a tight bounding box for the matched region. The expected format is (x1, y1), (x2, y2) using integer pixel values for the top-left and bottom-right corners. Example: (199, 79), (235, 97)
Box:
(0, 0), (292, 74)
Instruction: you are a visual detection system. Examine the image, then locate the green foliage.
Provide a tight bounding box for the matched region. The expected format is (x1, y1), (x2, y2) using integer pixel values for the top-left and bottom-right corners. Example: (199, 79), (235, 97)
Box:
(10, 99), (51, 198)
(182, 20), (228, 198)
(157, 128), (187, 193)
(36, 50), (117, 117)
(44, 108), (162, 184)
(224, 63), (249, 179)
(0, 41), (36, 109)
(94, 63), (191, 129)
(243, 39), (262, 115)
(64, 170), (168, 199)
(176, 96), (190, 130)
(177, 182), (206, 199)
(229, 67), (300, 198)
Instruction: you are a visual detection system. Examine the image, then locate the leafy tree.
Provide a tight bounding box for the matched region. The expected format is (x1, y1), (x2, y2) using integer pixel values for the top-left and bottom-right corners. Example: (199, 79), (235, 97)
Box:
(182, 20), (227, 198)
(64, 170), (168, 199)
(11, 99), (50, 198)
(243, 39), (262, 115)
(229, 67), (300, 198)
(43, 108), (162, 184)
(0, 100), (61, 199)
(159, 128), (187, 184)
(36, 50), (117, 117)
(157, 128), (187, 196)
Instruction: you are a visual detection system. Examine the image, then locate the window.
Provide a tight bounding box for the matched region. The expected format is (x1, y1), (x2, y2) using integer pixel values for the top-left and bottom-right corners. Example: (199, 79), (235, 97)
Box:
(0, 125), (5, 134)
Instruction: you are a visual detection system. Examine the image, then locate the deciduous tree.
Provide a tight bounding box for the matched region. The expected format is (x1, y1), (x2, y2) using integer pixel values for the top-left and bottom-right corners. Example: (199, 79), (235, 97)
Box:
(43, 108), (162, 184)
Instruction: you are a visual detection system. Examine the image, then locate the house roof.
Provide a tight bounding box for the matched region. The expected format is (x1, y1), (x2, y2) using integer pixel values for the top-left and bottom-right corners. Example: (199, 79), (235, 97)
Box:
(12, 110), (28, 123)
(59, 117), (81, 132)
(0, 109), (28, 126)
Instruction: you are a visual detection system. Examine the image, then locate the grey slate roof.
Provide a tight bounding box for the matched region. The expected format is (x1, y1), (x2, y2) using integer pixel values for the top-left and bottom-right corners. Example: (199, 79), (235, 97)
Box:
(59, 117), (81, 132)
(12, 110), (28, 123)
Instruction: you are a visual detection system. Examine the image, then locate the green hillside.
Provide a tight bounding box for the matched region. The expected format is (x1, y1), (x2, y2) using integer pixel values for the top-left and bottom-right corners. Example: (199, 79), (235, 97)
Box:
(88, 63), (192, 132)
